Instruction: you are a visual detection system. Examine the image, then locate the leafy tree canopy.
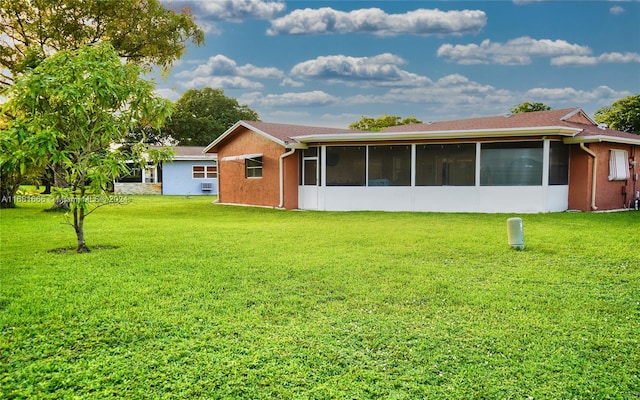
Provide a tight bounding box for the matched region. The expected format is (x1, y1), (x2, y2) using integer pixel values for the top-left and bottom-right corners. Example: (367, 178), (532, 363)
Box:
(349, 114), (423, 132)
(509, 102), (551, 114)
(0, 0), (204, 85)
(2, 42), (173, 251)
(594, 94), (640, 135)
(165, 88), (260, 146)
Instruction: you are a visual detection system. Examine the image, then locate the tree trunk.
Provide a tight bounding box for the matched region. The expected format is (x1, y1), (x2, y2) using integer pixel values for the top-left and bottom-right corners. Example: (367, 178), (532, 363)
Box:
(74, 206), (90, 253)
(51, 163), (70, 210)
(0, 170), (20, 209)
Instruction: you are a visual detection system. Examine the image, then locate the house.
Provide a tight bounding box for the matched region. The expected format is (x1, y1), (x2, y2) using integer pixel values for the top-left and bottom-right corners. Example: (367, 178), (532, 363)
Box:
(203, 109), (640, 213)
(114, 146), (218, 196)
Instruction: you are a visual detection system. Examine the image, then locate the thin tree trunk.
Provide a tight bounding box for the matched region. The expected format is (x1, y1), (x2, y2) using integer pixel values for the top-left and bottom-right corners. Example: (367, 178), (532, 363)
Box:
(74, 204), (90, 253)
(0, 170), (21, 209)
(51, 162), (70, 210)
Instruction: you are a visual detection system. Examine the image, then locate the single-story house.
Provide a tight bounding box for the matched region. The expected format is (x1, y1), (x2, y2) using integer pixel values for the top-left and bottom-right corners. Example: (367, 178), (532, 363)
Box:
(115, 146), (218, 195)
(203, 108), (640, 213)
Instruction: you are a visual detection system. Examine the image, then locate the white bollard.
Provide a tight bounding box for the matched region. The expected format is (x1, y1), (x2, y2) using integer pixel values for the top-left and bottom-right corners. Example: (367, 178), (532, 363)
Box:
(507, 217), (525, 250)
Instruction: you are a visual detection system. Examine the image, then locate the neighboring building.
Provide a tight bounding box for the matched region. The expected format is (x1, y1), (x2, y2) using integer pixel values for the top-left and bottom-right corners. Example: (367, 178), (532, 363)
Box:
(115, 146), (218, 196)
(162, 146), (218, 196)
(203, 109), (640, 213)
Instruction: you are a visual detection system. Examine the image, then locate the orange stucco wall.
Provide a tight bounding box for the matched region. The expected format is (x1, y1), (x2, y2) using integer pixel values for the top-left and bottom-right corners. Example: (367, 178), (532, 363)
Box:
(215, 127), (299, 209)
(568, 143), (639, 211)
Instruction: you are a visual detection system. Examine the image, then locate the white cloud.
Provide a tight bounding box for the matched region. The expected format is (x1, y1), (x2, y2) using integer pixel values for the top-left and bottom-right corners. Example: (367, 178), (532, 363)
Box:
(181, 76), (264, 90)
(551, 52), (640, 66)
(524, 86), (632, 103)
(194, 0), (285, 22)
(437, 36), (591, 65)
(343, 74), (515, 116)
(610, 5), (625, 15)
(177, 55), (284, 79)
(280, 77), (305, 87)
(239, 90), (338, 108)
(290, 53), (430, 87)
(154, 88), (181, 102)
(174, 55), (284, 89)
(267, 7), (486, 36)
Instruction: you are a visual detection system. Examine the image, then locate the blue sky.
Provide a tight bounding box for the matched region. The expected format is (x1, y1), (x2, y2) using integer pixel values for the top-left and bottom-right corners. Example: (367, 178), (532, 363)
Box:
(156, 0), (640, 128)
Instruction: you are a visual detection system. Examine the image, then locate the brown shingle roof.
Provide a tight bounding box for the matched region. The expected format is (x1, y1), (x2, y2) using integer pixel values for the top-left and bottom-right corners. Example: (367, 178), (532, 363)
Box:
(242, 120), (368, 143)
(206, 109), (640, 151)
(382, 108), (580, 132)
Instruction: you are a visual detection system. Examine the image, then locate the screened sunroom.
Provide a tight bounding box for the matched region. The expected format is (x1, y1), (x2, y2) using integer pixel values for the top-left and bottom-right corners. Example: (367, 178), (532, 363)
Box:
(297, 139), (570, 213)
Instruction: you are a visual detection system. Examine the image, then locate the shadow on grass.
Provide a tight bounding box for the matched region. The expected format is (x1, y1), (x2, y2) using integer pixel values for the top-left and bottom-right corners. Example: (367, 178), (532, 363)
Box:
(48, 245), (120, 254)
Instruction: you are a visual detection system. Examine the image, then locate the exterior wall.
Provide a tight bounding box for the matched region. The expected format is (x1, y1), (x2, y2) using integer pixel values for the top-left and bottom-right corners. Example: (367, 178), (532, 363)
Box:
(283, 152), (299, 209)
(302, 186), (567, 213)
(217, 127), (294, 208)
(114, 182), (162, 195)
(162, 160), (218, 195)
(568, 145), (592, 211)
(569, 143), (640, 211)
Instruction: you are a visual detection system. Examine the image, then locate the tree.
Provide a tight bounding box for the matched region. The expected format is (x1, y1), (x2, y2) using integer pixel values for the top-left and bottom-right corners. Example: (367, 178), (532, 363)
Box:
(509, 102), (551, 114)
(349, 114), (423, 132)
(165, 88), (260, 146)
(0, 0), (204, 86)
(0, 0), (203, 208)
(594, 94), (640, 135)
(2, 42), (173, 252)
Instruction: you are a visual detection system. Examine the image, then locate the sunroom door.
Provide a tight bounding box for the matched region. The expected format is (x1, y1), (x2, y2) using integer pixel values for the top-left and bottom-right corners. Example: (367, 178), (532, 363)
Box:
(300, 147), (320, 209)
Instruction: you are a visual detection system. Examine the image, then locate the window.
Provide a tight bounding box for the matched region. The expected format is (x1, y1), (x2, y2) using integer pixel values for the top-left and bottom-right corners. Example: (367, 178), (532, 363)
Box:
(326, 146), (366, 186)
(300, 147), (319, 185)
(549, 141), (569, 185)
(368, 145), (411, 186)
(416, 144), (475, 186)
(609, 149), (629, 181)
(193, 165), (217, 179)
(245, 157), (263, 178)
(481, 142), (543, 186)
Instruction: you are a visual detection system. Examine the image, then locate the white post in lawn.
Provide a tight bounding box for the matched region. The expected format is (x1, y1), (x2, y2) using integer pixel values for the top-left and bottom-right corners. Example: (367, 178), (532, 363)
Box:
(507, 217), (525, 250)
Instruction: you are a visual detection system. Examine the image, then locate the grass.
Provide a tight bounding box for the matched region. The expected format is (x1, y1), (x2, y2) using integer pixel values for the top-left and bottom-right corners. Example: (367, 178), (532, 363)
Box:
(1, 195), (639, 399)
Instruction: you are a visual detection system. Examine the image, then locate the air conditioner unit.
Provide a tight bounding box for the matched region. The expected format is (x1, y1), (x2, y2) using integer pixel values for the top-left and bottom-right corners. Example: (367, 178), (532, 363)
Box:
(201, 182), (213, 192)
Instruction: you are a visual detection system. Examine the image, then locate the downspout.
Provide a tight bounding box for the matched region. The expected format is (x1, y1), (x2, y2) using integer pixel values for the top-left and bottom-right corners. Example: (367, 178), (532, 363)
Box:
(579, 143), (598, 211)
(278, 147), (296, 209)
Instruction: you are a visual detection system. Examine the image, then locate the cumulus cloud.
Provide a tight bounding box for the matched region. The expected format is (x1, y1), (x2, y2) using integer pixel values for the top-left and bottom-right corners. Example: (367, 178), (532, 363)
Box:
(551, 52), (640, 66)
(610, 5), (625, 15)
(267, 7), (486, 36)
(524, 86), (632, 103)
(174, 55), (284, 89)
(437, 36), (591, 65)
(193, 0), (285, 22)
(342, 74), (514, 115)
(181, 76), (264, 90)
(240, 90), (338, 107)
(290, 53), (430, 87)
(154, 88), (181, 102)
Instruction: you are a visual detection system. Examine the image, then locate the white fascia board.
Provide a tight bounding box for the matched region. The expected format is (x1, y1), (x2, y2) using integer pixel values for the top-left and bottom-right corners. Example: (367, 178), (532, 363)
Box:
(172, 155), (217, 161)
(292, 126), (580, 143)
(564, 135), (640, 146)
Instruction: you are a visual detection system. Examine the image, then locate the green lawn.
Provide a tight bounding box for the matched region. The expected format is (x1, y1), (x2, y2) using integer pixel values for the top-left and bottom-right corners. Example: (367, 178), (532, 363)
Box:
(1, 195), (639, 399)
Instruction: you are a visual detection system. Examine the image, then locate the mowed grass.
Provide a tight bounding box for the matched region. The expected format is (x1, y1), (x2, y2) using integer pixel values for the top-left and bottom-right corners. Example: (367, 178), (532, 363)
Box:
(1, 196), (639, 399)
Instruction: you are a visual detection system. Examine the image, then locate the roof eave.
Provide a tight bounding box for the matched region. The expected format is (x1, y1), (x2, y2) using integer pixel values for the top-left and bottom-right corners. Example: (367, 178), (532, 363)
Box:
(292, 126), (580, 143)
(564, 135), (640, 146)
